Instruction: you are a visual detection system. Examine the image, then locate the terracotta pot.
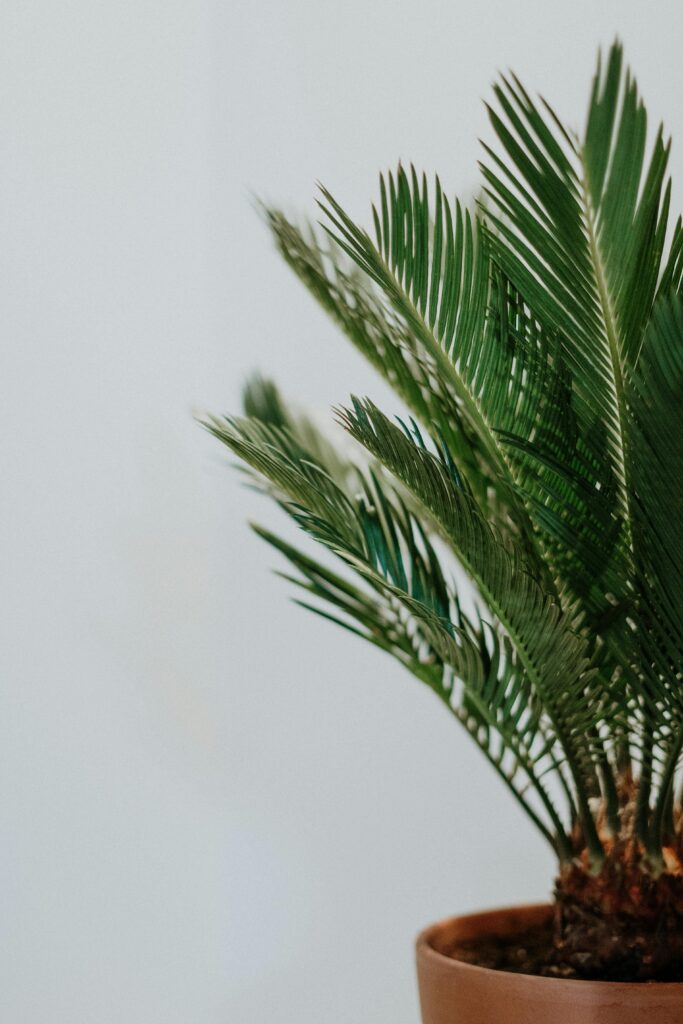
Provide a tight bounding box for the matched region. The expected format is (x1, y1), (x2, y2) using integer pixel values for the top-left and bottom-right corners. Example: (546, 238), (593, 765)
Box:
(416, 904), (683, 1024)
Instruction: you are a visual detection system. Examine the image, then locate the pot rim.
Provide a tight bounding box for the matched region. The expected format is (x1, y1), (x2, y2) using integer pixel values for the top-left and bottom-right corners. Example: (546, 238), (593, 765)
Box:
(417, 903), (683, 991)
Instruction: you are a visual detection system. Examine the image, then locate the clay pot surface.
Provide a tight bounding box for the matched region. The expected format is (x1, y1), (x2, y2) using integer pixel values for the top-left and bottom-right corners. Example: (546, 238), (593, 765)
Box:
(416, 903), (683, 1024)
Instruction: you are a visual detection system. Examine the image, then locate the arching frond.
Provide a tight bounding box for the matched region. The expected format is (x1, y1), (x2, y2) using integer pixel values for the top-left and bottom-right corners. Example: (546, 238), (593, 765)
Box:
(480, 43), (675, 616)
(203, 400), (576, 852)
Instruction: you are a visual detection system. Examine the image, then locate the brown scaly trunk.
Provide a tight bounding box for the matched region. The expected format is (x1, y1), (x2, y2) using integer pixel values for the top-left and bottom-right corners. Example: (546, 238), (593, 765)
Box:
(552, 858), (683, 980)
(549, 777), (683, 981)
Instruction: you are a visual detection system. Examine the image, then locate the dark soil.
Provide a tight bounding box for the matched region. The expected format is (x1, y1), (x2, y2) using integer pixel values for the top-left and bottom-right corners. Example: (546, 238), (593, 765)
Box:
(444, 910), (683, 982)
(444, 919), (565, 979)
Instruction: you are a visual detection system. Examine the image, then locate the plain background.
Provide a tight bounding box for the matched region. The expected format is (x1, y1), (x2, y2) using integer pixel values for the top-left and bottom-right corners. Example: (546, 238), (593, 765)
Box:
(2, 2), (682, 1021)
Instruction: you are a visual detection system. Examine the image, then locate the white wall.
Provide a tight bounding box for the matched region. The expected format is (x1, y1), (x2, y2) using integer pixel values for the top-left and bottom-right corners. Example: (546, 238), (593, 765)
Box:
(2, 2), (681, 1021)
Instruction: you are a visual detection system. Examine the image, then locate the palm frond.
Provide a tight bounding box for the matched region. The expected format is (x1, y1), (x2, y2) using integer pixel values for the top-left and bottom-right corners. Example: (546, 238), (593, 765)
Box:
(338, 396), (611, 857)
(265, 210), (506, 519)
(480, 42), (673, 582)
(205, 397), (579, 854)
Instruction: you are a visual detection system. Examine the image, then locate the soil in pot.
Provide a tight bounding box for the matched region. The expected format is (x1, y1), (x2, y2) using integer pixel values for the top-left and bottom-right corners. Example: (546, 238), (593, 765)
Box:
(446, 913), (683, 982)
(445, 916), (557, 977)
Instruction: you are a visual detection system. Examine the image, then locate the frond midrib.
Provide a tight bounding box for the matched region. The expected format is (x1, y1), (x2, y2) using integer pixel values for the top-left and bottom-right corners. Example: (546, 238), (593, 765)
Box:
(578, 154), (635, 565)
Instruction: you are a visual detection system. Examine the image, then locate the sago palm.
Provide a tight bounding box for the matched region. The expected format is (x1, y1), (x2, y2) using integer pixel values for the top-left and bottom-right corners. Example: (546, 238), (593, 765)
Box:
(202, 43), (683, 979)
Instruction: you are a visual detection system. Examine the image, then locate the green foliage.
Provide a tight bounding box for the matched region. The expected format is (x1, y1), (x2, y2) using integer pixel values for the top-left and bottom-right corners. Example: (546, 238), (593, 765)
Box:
(202, 43), (683, 869)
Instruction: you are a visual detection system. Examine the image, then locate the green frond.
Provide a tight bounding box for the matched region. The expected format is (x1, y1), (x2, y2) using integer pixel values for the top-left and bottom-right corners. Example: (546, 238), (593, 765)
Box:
(206, 395), (580, 853)
(339, 397), (608, 862)
(251, 520), (573, 856)
(316, 174), (514, 487)
(629, 295), (683, 682)
(624, 295), (683, 848)
(264, 210), (502, 517)
(481, 42), (673, 575)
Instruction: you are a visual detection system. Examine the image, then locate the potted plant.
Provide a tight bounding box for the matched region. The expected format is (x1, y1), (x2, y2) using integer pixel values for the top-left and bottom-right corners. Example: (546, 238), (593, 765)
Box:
(202, 42), (683, 1022)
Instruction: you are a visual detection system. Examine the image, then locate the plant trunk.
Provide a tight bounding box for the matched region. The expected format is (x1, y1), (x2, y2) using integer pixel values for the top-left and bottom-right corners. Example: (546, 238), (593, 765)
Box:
(552, 856), (683, 981)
